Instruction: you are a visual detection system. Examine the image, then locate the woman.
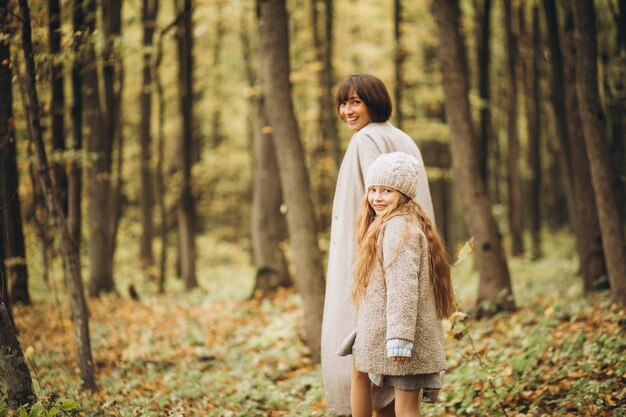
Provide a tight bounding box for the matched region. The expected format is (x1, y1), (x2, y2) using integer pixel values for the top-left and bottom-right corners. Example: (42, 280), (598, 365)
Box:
(321, 74), (436, 416)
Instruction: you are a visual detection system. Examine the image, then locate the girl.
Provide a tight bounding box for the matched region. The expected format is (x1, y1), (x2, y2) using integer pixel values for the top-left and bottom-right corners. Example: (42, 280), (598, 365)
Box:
(351, 152), (455, 417)
(321, 74), (436, 416)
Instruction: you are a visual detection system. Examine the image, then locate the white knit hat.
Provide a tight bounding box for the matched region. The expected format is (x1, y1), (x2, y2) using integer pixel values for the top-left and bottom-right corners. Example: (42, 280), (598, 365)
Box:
(365, 152), (421, 199)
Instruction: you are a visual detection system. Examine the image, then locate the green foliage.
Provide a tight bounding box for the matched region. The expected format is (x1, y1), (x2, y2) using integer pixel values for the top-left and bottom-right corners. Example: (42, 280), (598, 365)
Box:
(0, 398), (79, 417)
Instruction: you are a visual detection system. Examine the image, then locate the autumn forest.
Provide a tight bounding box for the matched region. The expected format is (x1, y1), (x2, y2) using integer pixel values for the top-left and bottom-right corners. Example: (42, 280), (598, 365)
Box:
(0, 0), (625, 415)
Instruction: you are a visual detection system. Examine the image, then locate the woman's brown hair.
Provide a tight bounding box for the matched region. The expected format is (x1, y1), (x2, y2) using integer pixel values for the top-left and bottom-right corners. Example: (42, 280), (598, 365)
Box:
(335, 74), (392, 122)
(353, 192), (456, 319)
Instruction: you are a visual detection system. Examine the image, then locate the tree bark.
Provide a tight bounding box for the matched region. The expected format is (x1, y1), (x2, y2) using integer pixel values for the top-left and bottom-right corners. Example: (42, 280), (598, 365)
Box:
(522, 5), (542, 259)
(311, 0), (338, 232)
(251, 101), (292, 295)
(561, 6), (607, 291)
(139, 0), (158, 268)
(258, 0), (326, 361)
(0, 4), (30, 306)
(18, 0), (97, 390)
(84, 0), (116, 297)
(0, 302), (36, 409)
(570, 0), (626, 304)
(69, 0), (84, 249)
(504, 0), (524, 256)
(48, 0), (67, 215)
(474, 0), (491, 187)
(431, 0), (515, 317)
(175, 0), (197, 289)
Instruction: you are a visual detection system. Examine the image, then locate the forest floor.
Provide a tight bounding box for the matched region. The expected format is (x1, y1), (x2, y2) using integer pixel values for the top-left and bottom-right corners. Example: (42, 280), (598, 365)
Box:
(6, 232), (626, 416)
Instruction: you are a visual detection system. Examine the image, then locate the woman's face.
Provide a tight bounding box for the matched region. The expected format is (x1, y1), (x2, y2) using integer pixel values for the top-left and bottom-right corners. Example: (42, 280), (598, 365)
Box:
(367, 186), (399, 215)
(339, 90), (372, 131)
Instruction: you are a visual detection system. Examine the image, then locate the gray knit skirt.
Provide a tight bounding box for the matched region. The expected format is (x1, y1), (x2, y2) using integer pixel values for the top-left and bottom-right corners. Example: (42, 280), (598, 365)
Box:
(369, 372), (442, 402)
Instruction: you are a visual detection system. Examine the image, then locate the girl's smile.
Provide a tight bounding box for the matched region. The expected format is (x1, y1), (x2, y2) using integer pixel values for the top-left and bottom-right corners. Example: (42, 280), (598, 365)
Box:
(339, 92), (372, 131)
(368, 186), (399, 215)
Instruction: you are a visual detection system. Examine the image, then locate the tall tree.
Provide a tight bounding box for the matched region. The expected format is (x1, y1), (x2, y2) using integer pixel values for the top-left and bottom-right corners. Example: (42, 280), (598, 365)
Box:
(84, 0), (116, 296)
(17, 0), (96, 390)
(474, 0), (491, 187)
(570, 0), (626, 304)
(241, 4), (291, 294)
(311, 0), (338, 231)
(258, 0), (326, 361)
(175, 0), (198, 289)
(0, 1), (29, 306)
(503, 0), (523, 256)
(48, 0), (67, 214)
(209, 0), (225, 149)
(521, 5), (542, 259)
(251, 102), (292, 294)
(559, 4), (607, 291)
(139, 0), (158, 268)
(431, 0), (515, 316)
(69, 0), (84, 249)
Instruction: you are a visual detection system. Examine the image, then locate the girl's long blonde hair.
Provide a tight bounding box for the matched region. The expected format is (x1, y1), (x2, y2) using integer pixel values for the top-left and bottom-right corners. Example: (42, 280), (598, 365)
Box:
(353, 192), (456, 319)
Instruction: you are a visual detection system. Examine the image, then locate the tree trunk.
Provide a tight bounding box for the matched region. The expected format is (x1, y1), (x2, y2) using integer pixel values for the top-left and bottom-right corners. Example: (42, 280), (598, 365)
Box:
(561, 6), (607, 291)
(69, 0), (84, 249)
(393, 0), (404, 129)
(0, 302), (36, 409)
(48, 0), (67, 215)
(570, 0), (626, 304)
(0, 5), (30, 306)
(474, 0), (491, 187)
(431, 0), (515, 317)
(176, 0), (197, 289)
(311, 0), (338, 232)
(84, 0), (115, 297)
(522, 5), (542, 259)
(251, 101), (292, 295)
(258, 0), (326, 361)
(210, 1), (225, 149)
(139, 0), (158, 268)
(504, 0), (524, 256)
(18, 0), (96, 390)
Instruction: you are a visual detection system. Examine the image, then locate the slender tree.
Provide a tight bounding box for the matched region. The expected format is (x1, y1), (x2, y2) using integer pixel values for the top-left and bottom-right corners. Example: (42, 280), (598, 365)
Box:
(560, 4), (607, 291)
(0, 1), (29, 306)
(570, 0), (626, 304)
(474, 0), (491, 187)
(311, 0), (338, 231)
(69, 0), (84, 249)
(503, 0), (523, 256)
(48, 0), (67, 214)
(521, 5), (542, 258)
(84, 0), (116, 296)
(432, 0), (515, 316)
(139, 0), (158, 268)
(258, 0), (326, 360)
(175, 0), (198, 289)
(17, 0), (96, 390)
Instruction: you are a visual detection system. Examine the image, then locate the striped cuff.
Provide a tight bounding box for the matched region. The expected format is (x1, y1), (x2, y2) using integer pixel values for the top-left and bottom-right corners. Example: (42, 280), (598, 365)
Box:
(386, 338), (413, 358)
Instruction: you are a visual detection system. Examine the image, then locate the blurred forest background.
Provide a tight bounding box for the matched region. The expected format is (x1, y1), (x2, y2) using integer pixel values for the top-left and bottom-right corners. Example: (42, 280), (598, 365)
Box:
(0, 0), (625, 415)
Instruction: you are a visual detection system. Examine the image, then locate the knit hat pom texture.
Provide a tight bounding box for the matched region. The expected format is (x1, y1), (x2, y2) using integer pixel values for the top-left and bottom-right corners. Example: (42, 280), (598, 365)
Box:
(365, 152), (421, 199)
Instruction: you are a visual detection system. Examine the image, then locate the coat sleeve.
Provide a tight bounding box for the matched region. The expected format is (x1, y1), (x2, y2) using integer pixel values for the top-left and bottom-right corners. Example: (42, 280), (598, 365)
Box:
(381, 216), (423, 343)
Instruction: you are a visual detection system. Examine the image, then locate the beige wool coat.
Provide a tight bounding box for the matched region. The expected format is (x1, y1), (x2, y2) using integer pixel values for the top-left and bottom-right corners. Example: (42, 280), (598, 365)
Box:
(353, 215), (446, 376)
(321, 122), (435, 415)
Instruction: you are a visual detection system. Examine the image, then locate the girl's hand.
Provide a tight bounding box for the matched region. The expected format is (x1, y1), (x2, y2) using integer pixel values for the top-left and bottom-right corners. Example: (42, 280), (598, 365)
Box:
(389, 356), (410, 363)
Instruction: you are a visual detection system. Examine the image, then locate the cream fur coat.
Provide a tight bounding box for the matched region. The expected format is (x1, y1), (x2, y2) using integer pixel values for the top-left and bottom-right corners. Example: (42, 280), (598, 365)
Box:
(321, 122), (435, 415)
(353, 215), (446, 376)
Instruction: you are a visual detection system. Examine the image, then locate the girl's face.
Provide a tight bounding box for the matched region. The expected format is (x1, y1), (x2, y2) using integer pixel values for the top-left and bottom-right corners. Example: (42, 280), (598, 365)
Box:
(368, 186), (399, 215)
(339, 90), (372, 131)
